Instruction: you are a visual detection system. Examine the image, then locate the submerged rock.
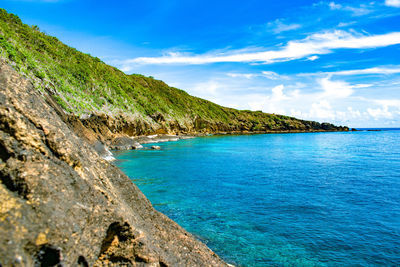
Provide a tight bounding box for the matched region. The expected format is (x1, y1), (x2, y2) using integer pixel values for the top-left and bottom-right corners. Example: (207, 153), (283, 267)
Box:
(0, 61), (229, 266)
(151, 145), (161, 150)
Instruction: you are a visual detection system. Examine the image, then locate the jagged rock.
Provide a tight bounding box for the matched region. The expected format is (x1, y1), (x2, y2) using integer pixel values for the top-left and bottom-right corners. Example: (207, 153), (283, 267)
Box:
(151, 146), (161, 150)
(0, 61), (229, 266)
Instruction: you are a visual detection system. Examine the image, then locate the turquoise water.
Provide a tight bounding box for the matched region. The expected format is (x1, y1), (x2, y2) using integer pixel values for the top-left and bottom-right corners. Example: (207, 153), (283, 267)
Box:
(114, 131), (400, 266)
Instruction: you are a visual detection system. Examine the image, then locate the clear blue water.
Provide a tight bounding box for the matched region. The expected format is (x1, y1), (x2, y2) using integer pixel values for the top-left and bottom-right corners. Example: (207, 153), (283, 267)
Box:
(114, 131), (400, 266)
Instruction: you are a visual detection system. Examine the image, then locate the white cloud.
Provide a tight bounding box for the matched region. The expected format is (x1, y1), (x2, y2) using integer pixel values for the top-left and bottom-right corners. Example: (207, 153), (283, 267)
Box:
(189, 80), (221, 99)
(329, 2), (342, 10)
(291, 104), (365, 123)
(244, 85), (289, 114)
(271, 84), (286, 100)
(367, 106), (393, 119)
(366, 99), (400, 120)
(352, 84), (373, 88)
(227, 71), (288, 80)
(337, 21), (357, 27)
(226, 73), (257, 79)
(266, 19), (302, 34)
(375, 99), (400, 107)
(328, 1), (371, 16)
(307, 55), (319, 61)
(122, 30), (400, 66)
(331, 66), (400, 76)
(347, 107), (362, 118)
(177, 73), (399, 127)
(261, 71), (288, 80)
(318, 77), (354, 98)
(299, 66), (400, 77)
(385, 0), (400, 8)
(309, 100), (335, 120)
(248, 97), (268, 112)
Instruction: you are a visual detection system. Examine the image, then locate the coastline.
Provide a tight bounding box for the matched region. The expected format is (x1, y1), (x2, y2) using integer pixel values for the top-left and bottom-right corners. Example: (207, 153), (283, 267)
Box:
(102, 128), (349, 159)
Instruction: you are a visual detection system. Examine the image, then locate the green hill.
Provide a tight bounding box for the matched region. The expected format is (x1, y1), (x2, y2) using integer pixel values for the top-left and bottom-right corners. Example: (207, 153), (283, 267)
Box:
(0, 8), (347, 134)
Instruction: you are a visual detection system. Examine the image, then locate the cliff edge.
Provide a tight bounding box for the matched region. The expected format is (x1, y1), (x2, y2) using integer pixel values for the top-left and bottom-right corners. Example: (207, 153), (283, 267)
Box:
(0, 62), (228, 266)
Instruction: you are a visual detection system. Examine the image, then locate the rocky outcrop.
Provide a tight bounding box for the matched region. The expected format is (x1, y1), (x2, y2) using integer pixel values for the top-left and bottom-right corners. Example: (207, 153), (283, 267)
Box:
(0, 62), (229, 266)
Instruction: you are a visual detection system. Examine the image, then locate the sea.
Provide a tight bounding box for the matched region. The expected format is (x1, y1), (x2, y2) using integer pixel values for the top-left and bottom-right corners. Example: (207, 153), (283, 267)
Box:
(114, 129), (400, 266)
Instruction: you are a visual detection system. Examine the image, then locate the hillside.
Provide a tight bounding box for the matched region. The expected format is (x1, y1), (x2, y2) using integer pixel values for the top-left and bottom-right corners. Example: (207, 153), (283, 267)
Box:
(0, 9), (348, 136)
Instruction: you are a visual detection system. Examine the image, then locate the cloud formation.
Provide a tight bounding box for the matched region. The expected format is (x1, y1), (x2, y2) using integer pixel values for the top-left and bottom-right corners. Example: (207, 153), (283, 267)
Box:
(385, 0), (400, 8)
(318, 77), (354, 98)
(329, 66), (400, 76)
(227, 71), (288, 80)
(266, 19), (301, 34)
(299, 66), (400, 76)
(328, 1), (371, 16)
(122, 31), (400, 67)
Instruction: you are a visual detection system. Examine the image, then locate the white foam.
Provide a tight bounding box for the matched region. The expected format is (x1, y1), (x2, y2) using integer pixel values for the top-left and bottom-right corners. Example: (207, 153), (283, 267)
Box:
(102, 146), (116, 161)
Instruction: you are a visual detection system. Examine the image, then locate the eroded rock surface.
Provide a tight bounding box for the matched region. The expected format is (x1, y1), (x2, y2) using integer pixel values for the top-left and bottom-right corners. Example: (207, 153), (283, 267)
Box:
(0, 62), (229, 266)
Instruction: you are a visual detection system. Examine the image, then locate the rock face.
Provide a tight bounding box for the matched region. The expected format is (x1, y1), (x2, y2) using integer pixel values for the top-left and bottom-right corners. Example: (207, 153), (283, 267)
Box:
(0, 62), (229, 266)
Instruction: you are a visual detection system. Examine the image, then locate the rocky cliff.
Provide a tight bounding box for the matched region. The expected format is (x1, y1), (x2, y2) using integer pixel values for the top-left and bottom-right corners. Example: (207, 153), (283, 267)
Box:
(0, 61), (229, 266)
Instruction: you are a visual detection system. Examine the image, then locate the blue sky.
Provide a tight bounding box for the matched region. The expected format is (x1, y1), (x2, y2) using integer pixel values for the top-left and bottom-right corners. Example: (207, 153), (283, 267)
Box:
(2, 0), (400, 127)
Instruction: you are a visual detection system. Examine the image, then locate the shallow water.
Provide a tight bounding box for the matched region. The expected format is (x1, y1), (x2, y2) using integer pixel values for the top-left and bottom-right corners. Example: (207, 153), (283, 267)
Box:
(114, 130), (400, 266)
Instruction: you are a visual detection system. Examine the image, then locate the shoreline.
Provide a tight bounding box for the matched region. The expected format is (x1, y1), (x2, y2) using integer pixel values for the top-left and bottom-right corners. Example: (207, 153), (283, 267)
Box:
(103, 129), (349, 161)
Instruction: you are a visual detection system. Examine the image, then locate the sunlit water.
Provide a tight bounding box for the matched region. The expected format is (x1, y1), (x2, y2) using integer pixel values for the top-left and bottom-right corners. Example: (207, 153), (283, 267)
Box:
(114, 130), (400, 266)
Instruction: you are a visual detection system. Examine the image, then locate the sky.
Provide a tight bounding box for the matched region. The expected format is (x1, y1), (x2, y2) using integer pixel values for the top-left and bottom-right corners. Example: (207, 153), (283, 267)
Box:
(2, 0), (400, 127)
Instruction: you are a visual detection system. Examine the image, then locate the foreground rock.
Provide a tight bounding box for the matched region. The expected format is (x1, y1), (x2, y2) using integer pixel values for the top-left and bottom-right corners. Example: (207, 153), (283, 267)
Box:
(0, 62), (229, 266)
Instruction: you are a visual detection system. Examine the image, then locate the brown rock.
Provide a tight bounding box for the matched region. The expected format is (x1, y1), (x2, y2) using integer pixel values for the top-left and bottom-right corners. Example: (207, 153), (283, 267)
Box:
(0, 61), (229, 266)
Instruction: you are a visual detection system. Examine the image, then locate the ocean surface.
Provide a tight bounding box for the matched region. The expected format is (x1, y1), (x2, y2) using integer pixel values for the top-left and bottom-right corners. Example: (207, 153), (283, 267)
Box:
(114, 130), (400, 266)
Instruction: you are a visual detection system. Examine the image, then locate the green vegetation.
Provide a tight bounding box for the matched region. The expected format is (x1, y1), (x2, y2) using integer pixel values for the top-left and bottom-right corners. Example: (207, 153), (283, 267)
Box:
(0, 9), (345, 132)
